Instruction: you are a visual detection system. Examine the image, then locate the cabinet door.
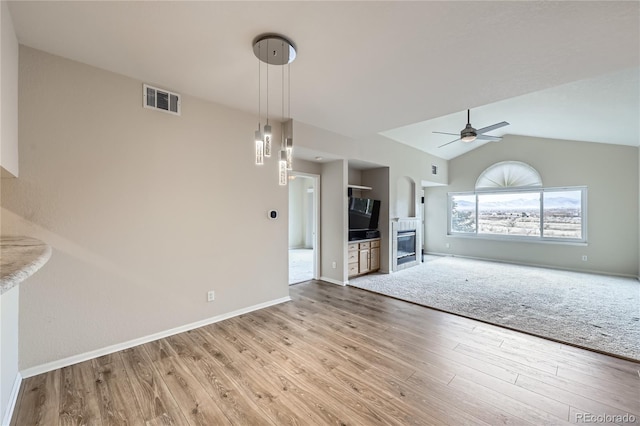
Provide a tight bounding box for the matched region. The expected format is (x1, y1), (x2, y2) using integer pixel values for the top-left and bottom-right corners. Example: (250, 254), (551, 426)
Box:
(370, 247), (380, 271)
(348, 263), (359, 276)
(359, 249), (370, 273)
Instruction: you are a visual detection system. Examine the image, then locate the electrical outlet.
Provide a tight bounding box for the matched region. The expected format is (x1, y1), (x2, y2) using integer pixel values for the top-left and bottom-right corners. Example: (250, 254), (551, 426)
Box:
(332, 261), (337, 269)
(446, 243), (450, 248)
(581, 255), (588, 262)
(207, 290), (215, 302)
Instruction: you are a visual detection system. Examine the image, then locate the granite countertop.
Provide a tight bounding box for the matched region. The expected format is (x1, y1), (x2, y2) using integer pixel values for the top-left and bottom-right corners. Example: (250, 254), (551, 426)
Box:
(1, 236), (52, 294)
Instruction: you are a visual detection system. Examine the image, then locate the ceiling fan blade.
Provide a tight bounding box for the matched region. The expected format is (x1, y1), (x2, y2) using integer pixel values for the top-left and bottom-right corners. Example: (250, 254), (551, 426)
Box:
(476, 121), (509, 134)
(476, 134), (502, 142)
(438, 138), (461, 148)
(432, 131), (459, 136)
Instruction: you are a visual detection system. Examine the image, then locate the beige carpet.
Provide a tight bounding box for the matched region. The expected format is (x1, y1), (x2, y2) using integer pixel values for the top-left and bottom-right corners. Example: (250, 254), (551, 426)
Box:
(349, 255), (640, 360)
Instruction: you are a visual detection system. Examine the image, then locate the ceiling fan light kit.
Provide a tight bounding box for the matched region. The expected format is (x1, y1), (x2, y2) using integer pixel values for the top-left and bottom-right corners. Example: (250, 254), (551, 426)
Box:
(461, 123), (477, 142)
(436, 109), (509, 148)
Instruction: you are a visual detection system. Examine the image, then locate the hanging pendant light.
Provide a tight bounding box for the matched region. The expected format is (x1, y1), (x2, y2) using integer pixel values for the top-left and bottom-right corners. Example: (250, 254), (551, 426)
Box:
(278, 150), (288, 185)
(264, 123), (272, 157)
(285, 137), (293, 171)
(285, 59), (293, 171)
(263, 37), (271, 157)
(255, 48), (264, 165)
(255, 129), (264, 165)
(253, 34), (296, 184)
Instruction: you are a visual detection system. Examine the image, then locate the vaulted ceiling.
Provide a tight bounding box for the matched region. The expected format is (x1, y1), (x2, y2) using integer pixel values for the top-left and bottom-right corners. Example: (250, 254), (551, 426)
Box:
(8, 1), (639, 160)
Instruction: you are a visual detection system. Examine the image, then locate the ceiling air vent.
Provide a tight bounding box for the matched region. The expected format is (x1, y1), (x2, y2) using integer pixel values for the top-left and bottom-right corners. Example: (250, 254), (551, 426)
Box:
(143, 84), (181, 116)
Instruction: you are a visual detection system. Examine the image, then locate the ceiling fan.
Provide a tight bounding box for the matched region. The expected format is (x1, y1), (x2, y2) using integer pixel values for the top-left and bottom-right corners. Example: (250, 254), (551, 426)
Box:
(435, 109), (510, 148)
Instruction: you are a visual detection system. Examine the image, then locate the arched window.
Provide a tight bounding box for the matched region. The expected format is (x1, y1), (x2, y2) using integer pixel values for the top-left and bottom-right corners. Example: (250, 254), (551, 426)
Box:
(476, 161), (542, 190)
(448, 161), (586, 242)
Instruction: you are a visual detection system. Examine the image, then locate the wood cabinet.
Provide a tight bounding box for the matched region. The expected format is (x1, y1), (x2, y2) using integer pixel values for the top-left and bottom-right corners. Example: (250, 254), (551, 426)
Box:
(348, 238), (380, 278)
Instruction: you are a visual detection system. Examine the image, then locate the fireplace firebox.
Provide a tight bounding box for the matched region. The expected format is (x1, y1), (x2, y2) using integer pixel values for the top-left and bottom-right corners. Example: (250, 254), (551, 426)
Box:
(392, 219), (421, 272)
(397, 230), (417, 265)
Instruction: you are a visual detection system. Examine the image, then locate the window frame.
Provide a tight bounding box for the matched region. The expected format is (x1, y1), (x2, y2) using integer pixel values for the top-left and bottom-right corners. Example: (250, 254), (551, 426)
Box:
(447, 186), (587, 244)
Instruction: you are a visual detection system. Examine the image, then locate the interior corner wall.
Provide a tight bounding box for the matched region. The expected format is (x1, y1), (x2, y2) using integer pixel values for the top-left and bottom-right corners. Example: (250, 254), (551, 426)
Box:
(0, 287), (19, 424)
(396, 176), (416, 218)
(362, 168), (391, 273)
(320, 160), (348, 284)
(293, 158), (322, 176)
(1, 46), (289, 371)
(424, 135), (639, 276)
(288, 177), (306, 248)
(0, 0), (19, 177)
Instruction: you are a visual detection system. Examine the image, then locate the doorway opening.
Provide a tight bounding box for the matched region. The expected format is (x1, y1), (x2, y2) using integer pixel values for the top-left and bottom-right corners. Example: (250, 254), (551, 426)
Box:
(288, 172), (320, 284)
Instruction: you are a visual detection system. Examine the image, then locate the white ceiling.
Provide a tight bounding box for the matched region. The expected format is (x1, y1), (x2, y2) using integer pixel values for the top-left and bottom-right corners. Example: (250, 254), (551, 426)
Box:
(383, 68), (640, 160)
(8, 1), (640, 161)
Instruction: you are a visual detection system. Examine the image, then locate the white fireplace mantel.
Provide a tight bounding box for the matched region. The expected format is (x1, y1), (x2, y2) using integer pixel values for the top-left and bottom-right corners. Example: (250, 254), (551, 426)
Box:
(391, 218), (421, 272)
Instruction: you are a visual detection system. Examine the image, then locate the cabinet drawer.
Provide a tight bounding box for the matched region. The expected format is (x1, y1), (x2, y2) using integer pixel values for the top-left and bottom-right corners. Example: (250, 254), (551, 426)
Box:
(348, 243), (359, 252)
(359, 242), (371, 249)
(371, 240), (380, 248)
(348, 263), (359, 276)
(348, 251), (358, 262)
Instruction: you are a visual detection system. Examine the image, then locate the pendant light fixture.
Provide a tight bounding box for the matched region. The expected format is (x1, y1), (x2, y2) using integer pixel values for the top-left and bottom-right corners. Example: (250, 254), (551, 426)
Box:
(255, 53), (264, 165)
(253, 34), (296, 184)
(264, 48), (271, 158)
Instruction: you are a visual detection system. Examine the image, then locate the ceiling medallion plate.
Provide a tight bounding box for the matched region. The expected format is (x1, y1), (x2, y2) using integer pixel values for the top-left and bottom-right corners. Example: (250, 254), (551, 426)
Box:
(253, 35), (297, 65)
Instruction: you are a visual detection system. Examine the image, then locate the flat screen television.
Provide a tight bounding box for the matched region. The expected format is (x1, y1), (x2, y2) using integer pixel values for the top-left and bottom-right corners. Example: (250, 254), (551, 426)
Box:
(348, 197), (381, 230)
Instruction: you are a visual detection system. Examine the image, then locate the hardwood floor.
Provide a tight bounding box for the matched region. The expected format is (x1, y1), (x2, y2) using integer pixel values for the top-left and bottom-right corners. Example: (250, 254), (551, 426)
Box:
(11, 281), (640, 425)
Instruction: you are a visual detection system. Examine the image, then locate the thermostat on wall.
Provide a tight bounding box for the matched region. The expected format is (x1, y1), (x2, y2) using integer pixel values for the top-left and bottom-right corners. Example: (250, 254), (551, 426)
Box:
(268, 210), (279, 219)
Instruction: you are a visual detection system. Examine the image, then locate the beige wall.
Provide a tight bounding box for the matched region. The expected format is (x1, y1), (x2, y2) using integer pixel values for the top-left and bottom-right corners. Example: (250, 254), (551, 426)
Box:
(288, 177), (313, 249)
(2, 47), (289, 370)
(288, 177), (305, 248)
(293, 158), (322, 176)
(0, 4), (20, 422)
(0, 287), (19, 423)
(320, 160), (348, 284)
(362, 167), (391, 273)
(1, 0), (19, 177)
(424, 135), (639, 276)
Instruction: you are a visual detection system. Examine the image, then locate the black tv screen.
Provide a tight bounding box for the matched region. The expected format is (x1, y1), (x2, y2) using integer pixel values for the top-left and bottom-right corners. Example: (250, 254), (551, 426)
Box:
(349, 197), (381, 230)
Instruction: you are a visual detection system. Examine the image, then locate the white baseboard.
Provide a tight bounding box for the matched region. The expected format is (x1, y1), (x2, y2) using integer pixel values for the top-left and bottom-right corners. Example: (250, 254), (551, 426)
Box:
(2, 372), (22, 426)
(319, 276), (346, 286)
(20, 296), (291, 379)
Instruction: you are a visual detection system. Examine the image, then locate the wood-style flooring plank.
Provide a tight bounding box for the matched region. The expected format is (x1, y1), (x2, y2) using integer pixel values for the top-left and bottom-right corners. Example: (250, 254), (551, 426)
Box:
(228, 312), (439, 425)
(448, 375), (572, 424)
(406, 369), (533, 426)
(216, 318), (404, 425)
(188, 326), (312, 425)
(163, 332), (275, 426)
(59, 360), (103, 426)
(91, 353), (145, 426)
(10, 369), (60, 426)
(515, 374), (640, 423)
(141, 339), (231, 425)
(200, 322), (353, 425)
(119, 346), (188, 425)
(246, 309), (484, 425)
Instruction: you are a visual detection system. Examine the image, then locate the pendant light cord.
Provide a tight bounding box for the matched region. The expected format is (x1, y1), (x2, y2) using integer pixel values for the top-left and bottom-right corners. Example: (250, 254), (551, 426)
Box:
(265, 39), (269, 126)
(258, 41), (261, 130)
(288, 62), (291, 122)
(282, 40), (285, 149)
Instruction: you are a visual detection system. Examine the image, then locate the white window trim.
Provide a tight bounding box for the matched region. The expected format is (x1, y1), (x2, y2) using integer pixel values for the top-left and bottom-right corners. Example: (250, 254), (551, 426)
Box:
(448, 186), (587, 244)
